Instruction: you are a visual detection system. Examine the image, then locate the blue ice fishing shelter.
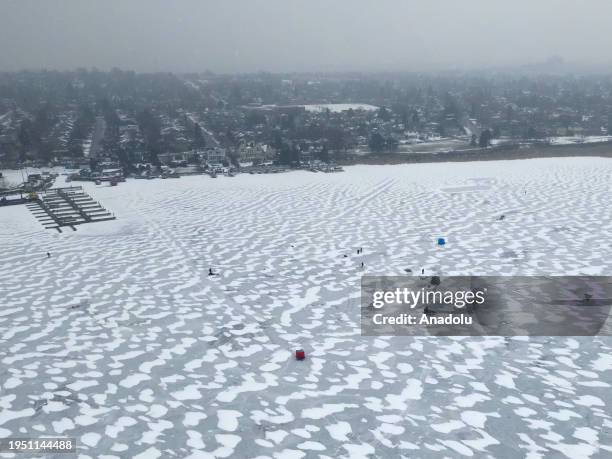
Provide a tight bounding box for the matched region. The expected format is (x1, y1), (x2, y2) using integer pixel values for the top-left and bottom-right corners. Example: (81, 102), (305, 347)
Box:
(437, 238), (446, 246)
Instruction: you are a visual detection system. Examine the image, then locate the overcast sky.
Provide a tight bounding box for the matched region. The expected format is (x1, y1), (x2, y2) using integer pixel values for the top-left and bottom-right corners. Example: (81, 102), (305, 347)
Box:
(1, 0), (611, 73)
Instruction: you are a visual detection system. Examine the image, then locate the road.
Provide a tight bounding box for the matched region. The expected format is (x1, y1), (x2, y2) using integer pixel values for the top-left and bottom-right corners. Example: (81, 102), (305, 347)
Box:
(181, 79), (223, 148)
(89, 116), (106, 157)
(186, 113), (220, 148)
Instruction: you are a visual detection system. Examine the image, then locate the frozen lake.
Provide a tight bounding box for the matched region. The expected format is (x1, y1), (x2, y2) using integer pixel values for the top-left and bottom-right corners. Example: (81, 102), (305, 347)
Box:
(1, 158), (612, 458)
(303, 103), (379, 113)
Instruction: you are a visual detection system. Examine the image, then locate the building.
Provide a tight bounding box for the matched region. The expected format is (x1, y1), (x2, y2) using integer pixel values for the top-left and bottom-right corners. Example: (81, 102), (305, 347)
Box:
(101, 168), (123, 179)
(158, 150), (206, 165)
(237, 142), (275, 164)
(206, 147), (226, 165)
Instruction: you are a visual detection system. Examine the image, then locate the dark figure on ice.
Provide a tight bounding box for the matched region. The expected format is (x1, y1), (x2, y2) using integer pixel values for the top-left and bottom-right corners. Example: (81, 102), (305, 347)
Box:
(361, 262), (365, 269)
(208, 268), (215, 276)
(421, 268), (425, 275)
(46, 252), (51, 258)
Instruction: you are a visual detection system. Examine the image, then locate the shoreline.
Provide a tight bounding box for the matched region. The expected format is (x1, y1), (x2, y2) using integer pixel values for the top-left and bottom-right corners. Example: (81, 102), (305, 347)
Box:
(3, 142), (612, 181)
(340, 141), (612, 165)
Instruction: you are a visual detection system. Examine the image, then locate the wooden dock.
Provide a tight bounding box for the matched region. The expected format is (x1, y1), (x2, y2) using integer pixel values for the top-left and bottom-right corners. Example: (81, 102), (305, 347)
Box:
(26, 186), (116, 232)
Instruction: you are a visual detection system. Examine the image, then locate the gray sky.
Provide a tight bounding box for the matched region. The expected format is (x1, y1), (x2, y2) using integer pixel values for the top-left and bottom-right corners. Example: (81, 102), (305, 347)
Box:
(1, 0), (611, 73)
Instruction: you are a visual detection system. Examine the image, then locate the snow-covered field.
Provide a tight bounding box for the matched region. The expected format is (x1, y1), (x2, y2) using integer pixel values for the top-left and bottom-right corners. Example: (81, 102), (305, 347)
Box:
(303, 104), (379, 113)
(548, 136), (612, 146)
(1, 158), (612, 458)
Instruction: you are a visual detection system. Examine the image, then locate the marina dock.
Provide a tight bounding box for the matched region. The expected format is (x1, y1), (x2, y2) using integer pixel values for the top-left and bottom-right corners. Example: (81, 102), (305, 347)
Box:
(25, 186), (116, 232)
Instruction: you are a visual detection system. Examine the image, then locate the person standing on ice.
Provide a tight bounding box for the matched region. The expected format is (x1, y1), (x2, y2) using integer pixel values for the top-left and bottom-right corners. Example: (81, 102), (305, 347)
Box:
(46, 252), (51, 258)
(208, 267), (215, 276)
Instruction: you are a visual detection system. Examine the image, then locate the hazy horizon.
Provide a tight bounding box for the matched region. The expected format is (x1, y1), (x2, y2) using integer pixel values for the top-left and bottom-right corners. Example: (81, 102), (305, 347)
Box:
(1, 0), (612, 74)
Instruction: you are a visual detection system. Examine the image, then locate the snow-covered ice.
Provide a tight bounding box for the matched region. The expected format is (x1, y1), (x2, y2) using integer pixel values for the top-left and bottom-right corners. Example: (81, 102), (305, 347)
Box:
(1, 157), (612, 457)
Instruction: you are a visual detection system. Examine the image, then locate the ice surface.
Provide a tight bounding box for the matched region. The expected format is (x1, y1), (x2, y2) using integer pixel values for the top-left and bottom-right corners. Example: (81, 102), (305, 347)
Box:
(217, 410), (242, 432)
(1, 158), (612, 457)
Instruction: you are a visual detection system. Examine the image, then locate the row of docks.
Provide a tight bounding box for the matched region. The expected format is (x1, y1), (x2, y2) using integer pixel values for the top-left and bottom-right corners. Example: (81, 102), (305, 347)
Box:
(26, 186), (116, 232)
